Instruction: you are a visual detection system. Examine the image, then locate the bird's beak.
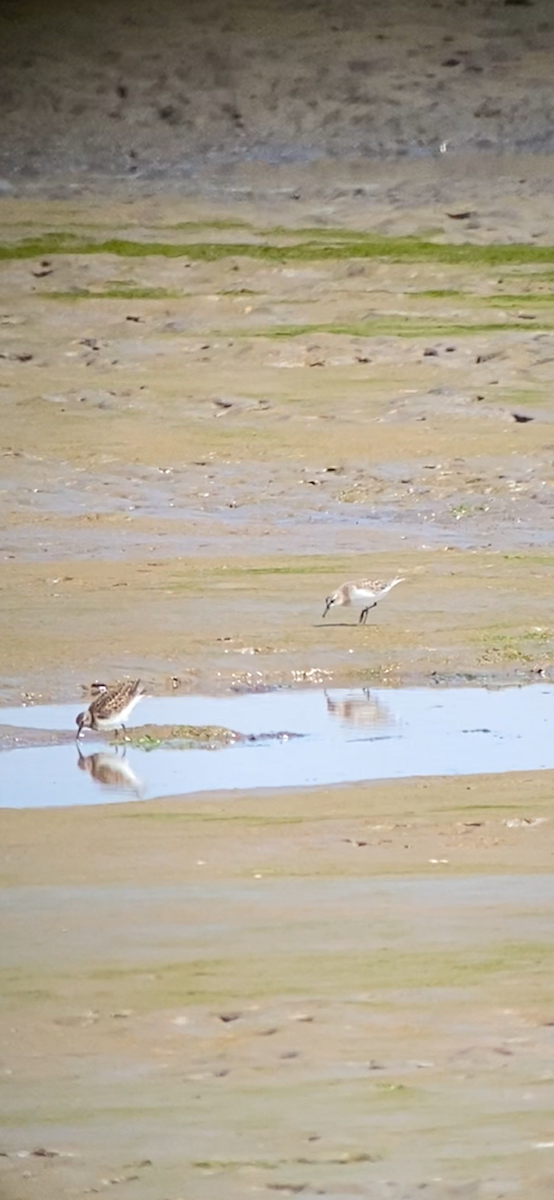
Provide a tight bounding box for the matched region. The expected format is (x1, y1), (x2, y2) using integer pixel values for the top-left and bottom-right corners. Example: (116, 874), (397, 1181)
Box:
(322, 598), (332, 618)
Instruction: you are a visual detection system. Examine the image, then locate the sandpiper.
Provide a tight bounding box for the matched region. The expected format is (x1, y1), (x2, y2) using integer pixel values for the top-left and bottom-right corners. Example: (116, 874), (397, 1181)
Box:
(322, 576), (404, 624)
(75, 679), (145, 739)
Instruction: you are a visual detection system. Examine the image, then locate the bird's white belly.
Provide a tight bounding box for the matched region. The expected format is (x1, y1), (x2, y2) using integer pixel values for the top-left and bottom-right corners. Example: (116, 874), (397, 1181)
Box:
(351, 586), (377, 603)
(96, 714), (124, 729)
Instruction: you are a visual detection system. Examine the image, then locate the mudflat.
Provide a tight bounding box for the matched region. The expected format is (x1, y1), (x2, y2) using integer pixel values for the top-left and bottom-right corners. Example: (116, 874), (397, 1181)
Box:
(2, 170), (554, 1197)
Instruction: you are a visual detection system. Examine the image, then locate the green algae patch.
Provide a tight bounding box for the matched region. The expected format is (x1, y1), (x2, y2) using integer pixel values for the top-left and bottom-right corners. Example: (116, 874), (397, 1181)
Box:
(81, 939), (554, 1011)
(252, 318), (554, 338)
(3, 232), (554, 266)
(489, 293), (554, 306)
(115, 723), (241, 750)
(414, 289), (554, 305)
(118, 811), (306, 825)
(0, 968), (57, 1007)
(44, 286), (182, 300)
(477, 625), (554, 666)
(413, 288), (465, 299)
(221, 286), (259, 295)
(170, 218), (251, 231)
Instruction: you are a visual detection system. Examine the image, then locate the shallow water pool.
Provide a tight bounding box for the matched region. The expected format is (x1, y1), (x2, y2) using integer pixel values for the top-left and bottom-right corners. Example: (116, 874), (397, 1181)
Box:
(0, 684), (552, 808)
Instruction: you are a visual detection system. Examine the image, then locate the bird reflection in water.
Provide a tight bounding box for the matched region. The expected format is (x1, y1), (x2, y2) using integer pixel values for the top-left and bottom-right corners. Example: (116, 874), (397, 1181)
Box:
(76, 744), (144, 798)
(325, 688), (396, 734)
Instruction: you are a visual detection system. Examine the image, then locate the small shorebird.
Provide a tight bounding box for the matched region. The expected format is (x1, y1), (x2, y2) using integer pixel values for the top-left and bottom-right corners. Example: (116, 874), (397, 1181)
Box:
(322, 576), (404, 624)
(75, 679), (145, 739)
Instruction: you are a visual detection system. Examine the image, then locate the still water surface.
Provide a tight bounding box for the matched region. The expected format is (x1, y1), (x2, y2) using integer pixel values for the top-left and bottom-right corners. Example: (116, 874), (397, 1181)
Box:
(0, 685), (552, 808)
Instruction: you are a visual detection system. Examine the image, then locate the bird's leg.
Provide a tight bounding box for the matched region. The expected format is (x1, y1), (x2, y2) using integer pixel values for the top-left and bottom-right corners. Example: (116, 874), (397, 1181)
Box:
(359, 602), (377, 625)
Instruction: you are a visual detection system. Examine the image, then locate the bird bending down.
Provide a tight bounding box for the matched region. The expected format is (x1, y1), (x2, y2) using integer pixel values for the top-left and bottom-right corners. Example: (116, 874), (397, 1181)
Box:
(322, 577), (404, 624)
(75, 679), (145, 739)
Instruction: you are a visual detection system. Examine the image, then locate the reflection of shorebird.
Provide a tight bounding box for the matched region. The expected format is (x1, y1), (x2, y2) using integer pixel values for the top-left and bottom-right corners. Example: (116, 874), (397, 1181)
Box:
(325, 688), (394, 732)
(75, 679), (145, 738)
(322, 577), (404, 624)
(76, 745), (144, 797)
